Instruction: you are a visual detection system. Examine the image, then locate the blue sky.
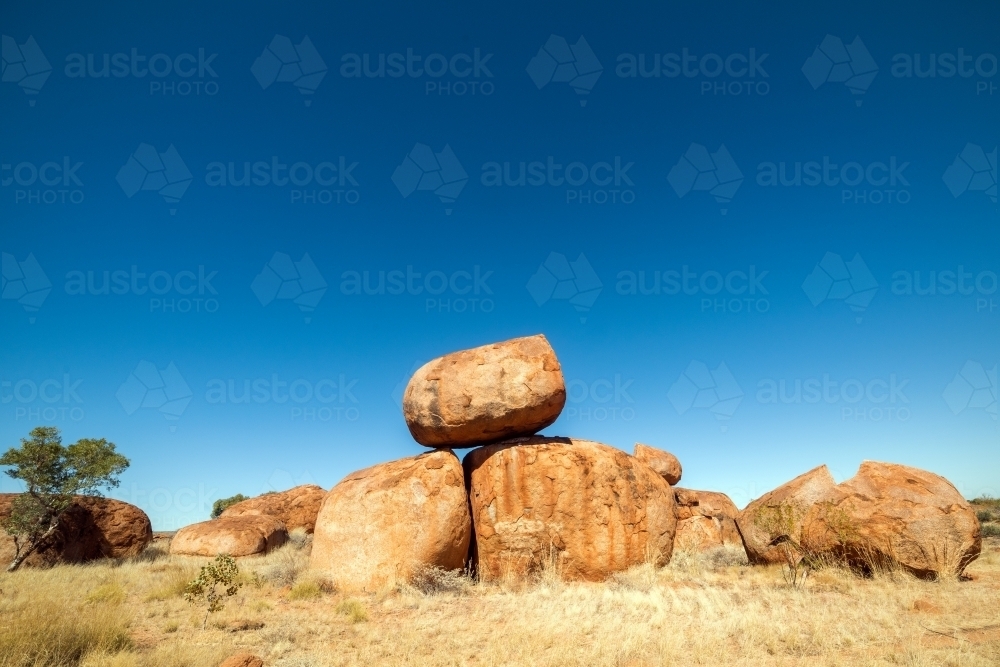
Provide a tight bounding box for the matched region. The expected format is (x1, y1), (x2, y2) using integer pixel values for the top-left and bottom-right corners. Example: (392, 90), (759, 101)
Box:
(2, 1), (997, 530)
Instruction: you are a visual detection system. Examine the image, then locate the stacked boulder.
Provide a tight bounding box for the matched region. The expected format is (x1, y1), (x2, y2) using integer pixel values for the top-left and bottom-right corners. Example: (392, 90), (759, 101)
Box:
(306, 332), (982, 588)
(0, 494), (152, 567)
(736, 462), (982, 578)
(311, 334), (679, 590)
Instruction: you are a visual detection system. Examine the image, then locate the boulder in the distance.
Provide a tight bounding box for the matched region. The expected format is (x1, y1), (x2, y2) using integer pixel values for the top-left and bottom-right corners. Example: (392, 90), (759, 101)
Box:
(169, 515), (287, 557)
(673, 488), (743, 553)
(220, 484), (325, 533)
(403, 334), (566, 448)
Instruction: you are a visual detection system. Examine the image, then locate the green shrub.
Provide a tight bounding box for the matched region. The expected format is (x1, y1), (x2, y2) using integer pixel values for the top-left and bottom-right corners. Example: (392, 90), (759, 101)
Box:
(983, 524), (1000, 538)
(210, 493), (249, 518)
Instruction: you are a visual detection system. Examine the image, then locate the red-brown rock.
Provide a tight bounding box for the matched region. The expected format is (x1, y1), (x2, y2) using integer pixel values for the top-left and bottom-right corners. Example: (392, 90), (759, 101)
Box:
(169, 515), (287, 557)
(464, 437), (676, 581)
(634, 443), (682, 485)
(735, 465), (836, 565)
(219, 653), (264, 667)
(0, 494), (152, 567)
(310, 450), (472, 592)
(403, 335), (566, 448)
(674, 488), (742, 552)
(801, 461), (981, 578)
(220, 484), (325, 533)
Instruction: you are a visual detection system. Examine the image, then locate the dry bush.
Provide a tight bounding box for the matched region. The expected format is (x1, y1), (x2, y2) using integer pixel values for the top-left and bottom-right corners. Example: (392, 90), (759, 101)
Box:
(408, 566), (474, 595)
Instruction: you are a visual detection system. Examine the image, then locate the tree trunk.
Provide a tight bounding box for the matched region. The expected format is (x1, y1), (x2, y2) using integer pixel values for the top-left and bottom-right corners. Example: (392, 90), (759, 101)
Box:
(5, 518), (61, 572)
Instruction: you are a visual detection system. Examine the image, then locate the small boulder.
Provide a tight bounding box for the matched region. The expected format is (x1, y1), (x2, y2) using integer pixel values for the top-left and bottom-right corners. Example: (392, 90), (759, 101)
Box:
(674, 488), (743, 552)
(403, 334), (566, 448)
(220, 653), (264, 667)
(802, 461), (981, 578)
(220, 484), (325, 533)
(735, 465), (836, 565)
(0, 494), (152, 567)
(169, 515), (287, 557)
(464, 437), (676, 581)
(633, 443), (682, 485)
(310, 450), (471, 592)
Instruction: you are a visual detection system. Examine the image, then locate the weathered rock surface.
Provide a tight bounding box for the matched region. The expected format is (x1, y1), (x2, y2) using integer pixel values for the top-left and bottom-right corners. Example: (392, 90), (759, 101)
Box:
(403, 334), (566, 448)
(674, 488), (742, 552)
(801, 461), (981, 578)
(464, 437), (676, 581)
(634, 443), (682, 485)
(220, 484), (325, 533)
(0, 494), (152, 567)
(169, 515), (287, 557)
(735, 465), (836, 565)
(310, 450), (471, 592)
(219, 653), (264, 667)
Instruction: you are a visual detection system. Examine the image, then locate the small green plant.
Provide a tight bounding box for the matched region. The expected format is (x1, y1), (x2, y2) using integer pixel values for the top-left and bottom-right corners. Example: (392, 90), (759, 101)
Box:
(210, 493), (249, 518)
(184, 555), (243, 629)
(336, 598), (368, 623)
(983, 524), (1000, 538)
(288, 580), (323, 600)
(976, 510), (994, 523)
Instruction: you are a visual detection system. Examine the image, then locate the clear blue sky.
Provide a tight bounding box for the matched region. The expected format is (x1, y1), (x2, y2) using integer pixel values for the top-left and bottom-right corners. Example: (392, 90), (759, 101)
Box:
(2, 1), (997, 530)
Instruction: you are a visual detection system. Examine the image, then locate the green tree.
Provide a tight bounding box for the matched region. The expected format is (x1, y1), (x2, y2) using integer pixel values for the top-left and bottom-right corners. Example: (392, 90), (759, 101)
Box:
(211, 493), (249, 518)
(0, 426), (129, 572)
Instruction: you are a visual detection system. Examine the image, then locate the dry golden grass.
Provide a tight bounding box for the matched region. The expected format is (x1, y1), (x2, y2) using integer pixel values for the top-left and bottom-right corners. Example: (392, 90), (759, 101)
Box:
(1, 536), (998, 667)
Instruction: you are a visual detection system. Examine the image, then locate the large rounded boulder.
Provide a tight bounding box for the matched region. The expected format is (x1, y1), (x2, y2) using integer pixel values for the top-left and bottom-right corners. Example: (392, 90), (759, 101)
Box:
(310, 450), (472, 592)
(0, 494), (152, 567)
(735, 465), (836, 565)
(220, 484), (326, 533)
(802, 461), (981, 578)
(674, 488), (743, 553)
(464, 437), (676, 581)
(403, 334), (566, 448)
(169, 515), (287, 557)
